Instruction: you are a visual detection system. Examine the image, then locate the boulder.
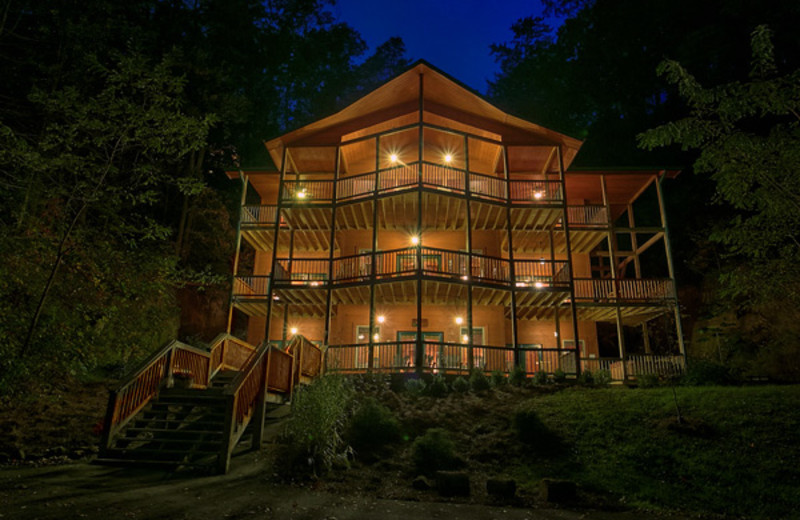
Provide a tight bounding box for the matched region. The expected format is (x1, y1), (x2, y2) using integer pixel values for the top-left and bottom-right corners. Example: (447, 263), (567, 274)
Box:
(486, 478), (516, 499)
(539, 478), (577, 504)
(436, 471), (470, 497)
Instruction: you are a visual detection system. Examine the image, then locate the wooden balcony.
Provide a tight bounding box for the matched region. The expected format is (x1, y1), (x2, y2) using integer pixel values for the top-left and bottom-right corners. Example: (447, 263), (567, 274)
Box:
(278, 161), (563, 206)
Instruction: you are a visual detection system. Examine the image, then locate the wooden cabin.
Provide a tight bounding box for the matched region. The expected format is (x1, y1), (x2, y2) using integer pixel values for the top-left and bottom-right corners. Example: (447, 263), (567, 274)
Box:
(228, 61), (685, 382)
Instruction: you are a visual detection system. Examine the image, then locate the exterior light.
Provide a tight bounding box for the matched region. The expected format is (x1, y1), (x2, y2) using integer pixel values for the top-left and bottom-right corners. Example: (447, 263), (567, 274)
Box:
(357, 334), (365, 340)
(297, 190), (307, 199)
(273, 295), (280, 300)
(373, 333), (380, 341)
(539, 257), (546, 264)
(533, 190), (544, 200)
(410, 235), (420, 245)
(462, 334), (469, 343)
(443, 153), (453, 164)
(377, 315), (386, 324)
(535, 282), (545, 289)
(461, 275), (469, 281)
(455, 316), (464, 325)
(389, 153), (398, 163)
(554, 331), (559, 337)
(290, 327), (298, 335)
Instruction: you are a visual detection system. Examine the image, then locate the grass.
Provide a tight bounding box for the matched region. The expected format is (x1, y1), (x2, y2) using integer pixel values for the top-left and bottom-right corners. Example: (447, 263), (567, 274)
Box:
(517, 385), (800, 518)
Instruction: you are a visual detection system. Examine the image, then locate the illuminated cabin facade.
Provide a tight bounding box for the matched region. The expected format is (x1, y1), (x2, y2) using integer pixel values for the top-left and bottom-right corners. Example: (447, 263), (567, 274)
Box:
(227, 61), (685, 381)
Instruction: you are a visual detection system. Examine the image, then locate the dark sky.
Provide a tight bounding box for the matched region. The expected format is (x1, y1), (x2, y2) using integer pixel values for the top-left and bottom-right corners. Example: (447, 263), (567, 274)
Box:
(333, 0), (560, 93)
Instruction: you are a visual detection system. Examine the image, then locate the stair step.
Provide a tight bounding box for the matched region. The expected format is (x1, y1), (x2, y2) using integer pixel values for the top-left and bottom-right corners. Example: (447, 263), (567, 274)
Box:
(104, 447), (220, 459)
(124, 427), (223, 436)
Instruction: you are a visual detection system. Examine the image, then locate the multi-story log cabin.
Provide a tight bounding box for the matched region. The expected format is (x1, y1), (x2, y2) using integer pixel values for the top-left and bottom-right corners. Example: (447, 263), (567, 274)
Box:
(227, 61), (685, 382)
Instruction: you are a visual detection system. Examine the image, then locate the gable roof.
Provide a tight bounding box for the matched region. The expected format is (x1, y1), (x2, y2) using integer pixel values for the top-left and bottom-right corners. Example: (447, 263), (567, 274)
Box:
(264, 60), (583, 169)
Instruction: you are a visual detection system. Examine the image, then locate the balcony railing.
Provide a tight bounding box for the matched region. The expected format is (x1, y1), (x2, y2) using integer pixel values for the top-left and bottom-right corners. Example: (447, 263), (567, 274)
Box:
(278, 161), (563, 205)
(261, 247), (570, 290)
(241, 205), (280, 226)
(563, 205), (608, 228)
(573, 278), (675, 303)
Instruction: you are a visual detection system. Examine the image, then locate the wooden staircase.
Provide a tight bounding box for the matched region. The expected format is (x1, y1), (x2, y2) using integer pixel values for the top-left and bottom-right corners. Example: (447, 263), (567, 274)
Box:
(97, 334), (323, 473)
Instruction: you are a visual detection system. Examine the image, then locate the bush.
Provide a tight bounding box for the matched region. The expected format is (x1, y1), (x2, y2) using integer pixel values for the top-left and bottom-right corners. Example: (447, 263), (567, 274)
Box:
(553, 369), (567, 384)
(682, 360), (740, 386)
(509, 365), (527, 387)
(404, 377), (427, 395)
(469, 369), (491, 392)
(426, 375), (449, 397)
(279, 375), (354, 477)
(513, 404), (560, 453)
(533, 370), (549, 385)
(490, 370), (507, 387)
(347, 397), (401, 453)
(578, 370), (594, 386)
(594, 369), (612, 387)
(451, 376), (469, 393)
(411, 428), (459, 475)
(637, 373), (660, 388)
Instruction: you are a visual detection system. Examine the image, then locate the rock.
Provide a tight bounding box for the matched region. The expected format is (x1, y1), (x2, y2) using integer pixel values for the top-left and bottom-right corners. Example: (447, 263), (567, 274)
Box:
(412, 475), (432, 490)
(9, 446), (25, 461)
(435, 471), (470, 497)
(486, 478), (516, 499)
(540, 478), (577, 504)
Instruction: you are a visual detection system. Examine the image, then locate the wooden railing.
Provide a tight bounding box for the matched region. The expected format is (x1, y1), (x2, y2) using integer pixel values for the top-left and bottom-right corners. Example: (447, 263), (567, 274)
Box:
(573, 278), (675, 303)
(241, 205), (279, 226)
(232, 275), (270, 298)
(275, 162), (564, 205)
(286, 335), (324, 381)
(564, 205), (607, 227)
(101, 334), (255, 451)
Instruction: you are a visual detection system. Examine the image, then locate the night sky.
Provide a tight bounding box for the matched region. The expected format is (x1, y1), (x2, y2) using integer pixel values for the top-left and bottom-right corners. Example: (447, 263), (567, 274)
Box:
(334, 0), (561, 93)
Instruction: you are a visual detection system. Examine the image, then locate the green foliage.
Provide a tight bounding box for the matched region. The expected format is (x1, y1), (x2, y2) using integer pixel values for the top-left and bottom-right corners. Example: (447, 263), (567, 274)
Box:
(509, 365), (527, 387)
(411, 428), (459, 476)
(533, 370), (549, 385)
(513, 404), (550, 444)
(404, 377), (426, 396)
(490, 370), (507, 387)
(637, 373), (661, 389)
(552, 369), (567, 384)
(451, 376), (469, 393)
(594, 369), (612, 387)
(682, 360), (740, 386)
(469, 369), (491, 392)
(280, 375), (355, 477)
(425, 375), (449, 398)
(347, 397), (400, 454)
(577, 370), (594, 386)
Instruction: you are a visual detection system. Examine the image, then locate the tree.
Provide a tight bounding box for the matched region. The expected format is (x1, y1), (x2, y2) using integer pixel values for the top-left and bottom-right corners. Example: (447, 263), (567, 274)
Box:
(638, 26), (800, 379)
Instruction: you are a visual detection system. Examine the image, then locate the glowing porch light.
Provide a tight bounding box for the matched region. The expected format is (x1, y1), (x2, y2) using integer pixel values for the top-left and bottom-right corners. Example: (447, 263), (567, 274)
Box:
(373, 333), (380, 341)
(462, 334), (469, 343)
(443, 153), (453, 164)
(533, 190), (544, 200)
(290, 327), (298, 335)
(455, 316), (464, 325)
(539, 257), (546, 264)
(554, 331), (559, 337)
(461, 275), (469, 281)
(357, 334), (365, 340)
(389, 153), (399, 164)
(377, 315), (386, 324)
(272, 295), (280, 300)
(297, 189), (307, 199)
(410, 235), (420, 246)
(535, 282), (545, 289)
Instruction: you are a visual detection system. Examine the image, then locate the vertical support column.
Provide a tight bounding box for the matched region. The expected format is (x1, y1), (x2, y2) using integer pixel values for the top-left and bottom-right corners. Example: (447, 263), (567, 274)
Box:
(324, 146), (340, 348)
(556, 146), (581, 376)
(368, 136), (380, 371)
(549, 229), (560, 352)
(464, 135), (474, 370)
(415, 73), (424, 373)
(627, 202), (652, 354)
(227, 173), (249, 334)
(265, 147), (289, 345)
(601, 175), (628, 380)
(503, 145), (519, 368)
(655, 175), (687, 358)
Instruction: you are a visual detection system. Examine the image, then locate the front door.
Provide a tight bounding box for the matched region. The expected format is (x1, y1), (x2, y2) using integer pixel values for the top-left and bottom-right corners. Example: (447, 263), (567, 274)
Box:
(397, 331), (443, 369)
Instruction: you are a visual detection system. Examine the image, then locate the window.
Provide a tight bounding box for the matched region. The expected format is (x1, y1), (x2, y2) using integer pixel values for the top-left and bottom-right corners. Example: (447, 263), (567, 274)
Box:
(562, 339), (586, 357)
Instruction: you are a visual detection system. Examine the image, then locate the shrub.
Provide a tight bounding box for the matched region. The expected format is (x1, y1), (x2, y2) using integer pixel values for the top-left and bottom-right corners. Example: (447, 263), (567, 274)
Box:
(637, 373), (660, 389)
(411, 428), (459, 475)
(513, 404), (560, 453)
(347, 397), (401, 453)
(491, 370), (507, 387)
(553, 369), (567, 383)
(469, 369), (491, 392)
(578, 370), (594, 386)
(594, 369), (612, 387)
(533, 370), (549, 385)
(451, 376), (469, 393)
(404, 377), (427, 395)
(682, 360), (740, 386)
(426, 375), (449, 397)
(509, 365), (527, 387)
(279, 375), (354, 477)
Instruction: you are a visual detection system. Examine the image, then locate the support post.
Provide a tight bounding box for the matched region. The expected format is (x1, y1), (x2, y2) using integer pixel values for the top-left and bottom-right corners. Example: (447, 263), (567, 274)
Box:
(265, 147), (288, 344)
(227, 173), (248, 334)
(324, 146), (340, 348)
(601, 175), (628, 381)
(368, 136), (380, 371)
(415, 73), (424, 373)
(655, 176), (687, 358)
(503, 145), (519, 369)
(628, 203), (652, 354)
(556, 146), (581, 377)
(464, 134), (474, 370)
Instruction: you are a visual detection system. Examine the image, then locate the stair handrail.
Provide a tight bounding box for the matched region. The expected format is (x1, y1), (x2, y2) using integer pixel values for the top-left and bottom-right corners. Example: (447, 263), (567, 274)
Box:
(101, 333), (256, 452)
(218, 342), (273, 473)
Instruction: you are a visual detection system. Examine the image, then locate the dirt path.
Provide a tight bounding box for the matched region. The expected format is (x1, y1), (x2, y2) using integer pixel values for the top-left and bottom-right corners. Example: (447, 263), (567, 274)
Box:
(1, 454), (694, 520)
